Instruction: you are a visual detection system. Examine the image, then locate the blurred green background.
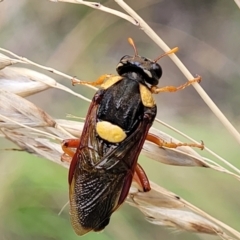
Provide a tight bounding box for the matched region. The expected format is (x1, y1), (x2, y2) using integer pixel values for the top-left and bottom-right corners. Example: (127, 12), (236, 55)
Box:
(1, 0), (240, 239)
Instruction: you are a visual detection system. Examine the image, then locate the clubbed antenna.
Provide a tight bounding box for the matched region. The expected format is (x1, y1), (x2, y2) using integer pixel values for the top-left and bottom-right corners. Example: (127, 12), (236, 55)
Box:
(153, 47), (179, 63)
(128, 38), (138, 56)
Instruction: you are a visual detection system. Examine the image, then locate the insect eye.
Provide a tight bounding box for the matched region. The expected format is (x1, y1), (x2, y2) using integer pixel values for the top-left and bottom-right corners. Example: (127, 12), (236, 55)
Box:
(152, 63), (162, 79)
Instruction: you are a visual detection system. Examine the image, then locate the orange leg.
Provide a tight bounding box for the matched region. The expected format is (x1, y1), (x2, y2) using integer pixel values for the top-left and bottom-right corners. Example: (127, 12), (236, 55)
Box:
(71, 74), (112, 86)
(146, 133), (204, 150)
(61, 139), (80, 162)
(133, 164), (151, 192)
(151, 75), (201, 94)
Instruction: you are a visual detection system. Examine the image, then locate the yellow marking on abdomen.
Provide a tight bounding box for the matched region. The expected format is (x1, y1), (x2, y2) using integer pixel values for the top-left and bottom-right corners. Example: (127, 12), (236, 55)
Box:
(96, 121), (127, 143)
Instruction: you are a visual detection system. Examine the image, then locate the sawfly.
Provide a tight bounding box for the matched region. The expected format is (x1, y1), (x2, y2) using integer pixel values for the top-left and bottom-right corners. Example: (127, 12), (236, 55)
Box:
(62, 38), (203, 235)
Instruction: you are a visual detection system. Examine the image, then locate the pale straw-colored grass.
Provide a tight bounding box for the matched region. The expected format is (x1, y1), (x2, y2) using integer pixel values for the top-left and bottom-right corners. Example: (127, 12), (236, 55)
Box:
(1, 1), (240, 239)
(235, 0), (240, 8)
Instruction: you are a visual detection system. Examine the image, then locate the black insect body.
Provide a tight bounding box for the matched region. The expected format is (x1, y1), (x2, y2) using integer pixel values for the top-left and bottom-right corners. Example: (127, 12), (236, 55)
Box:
(61, 39), (201, 235)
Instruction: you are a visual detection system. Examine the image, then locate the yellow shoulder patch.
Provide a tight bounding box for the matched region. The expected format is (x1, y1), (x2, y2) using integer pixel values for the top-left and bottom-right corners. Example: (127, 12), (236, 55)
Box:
(101, 75), (122, 89)
(139, 84), (155, 107)
(96, 121), (126, 143)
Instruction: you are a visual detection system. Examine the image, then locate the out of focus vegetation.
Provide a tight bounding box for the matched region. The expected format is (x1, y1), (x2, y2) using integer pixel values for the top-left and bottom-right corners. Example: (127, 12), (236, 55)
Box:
(0, 0), (240, 240)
